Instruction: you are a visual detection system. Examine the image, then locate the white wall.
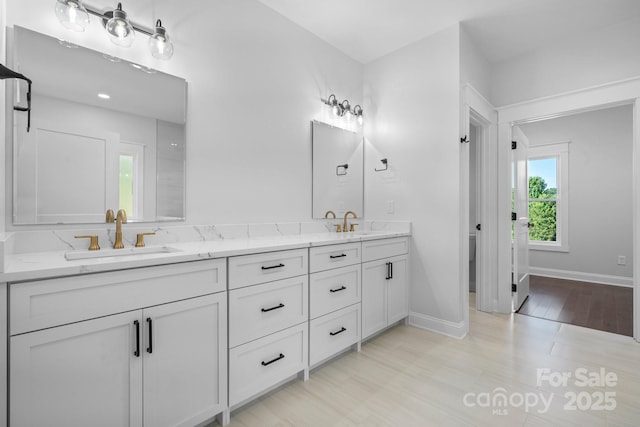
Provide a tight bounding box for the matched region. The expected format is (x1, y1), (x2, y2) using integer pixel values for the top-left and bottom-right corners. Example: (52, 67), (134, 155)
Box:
(491, 15), (640, 106)
(460, 26), (492, 102)
(363, 25), (463, 330)
(3, 0), (363, 227)
(1, 0), (7, 233)
(519, 105), (633, 280)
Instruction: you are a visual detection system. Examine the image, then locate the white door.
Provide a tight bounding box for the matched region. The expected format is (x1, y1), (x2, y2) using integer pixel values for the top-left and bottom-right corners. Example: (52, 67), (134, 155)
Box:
(10, 311), (143, 427)
(143, 294), (227, 427)
(362, 260), (387, 339)
(512, 126), (530, 311)
(386, 255), (409, 324)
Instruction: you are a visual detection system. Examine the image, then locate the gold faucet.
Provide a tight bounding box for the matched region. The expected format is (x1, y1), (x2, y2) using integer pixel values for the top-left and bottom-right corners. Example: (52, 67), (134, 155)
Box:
(113, 209), (127, 249)
(105, 209), (115, 223)
(324, 210), (336, 219)
(343, 211), (357, 232)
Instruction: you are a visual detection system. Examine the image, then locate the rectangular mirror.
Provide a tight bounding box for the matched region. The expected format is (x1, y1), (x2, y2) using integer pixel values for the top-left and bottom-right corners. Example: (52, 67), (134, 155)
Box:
(8, 26), (187, 224)
(311, 120), (363, 218)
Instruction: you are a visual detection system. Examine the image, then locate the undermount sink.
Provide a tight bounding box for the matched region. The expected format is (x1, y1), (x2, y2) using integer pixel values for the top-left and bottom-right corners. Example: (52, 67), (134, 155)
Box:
(65, 246), (181, 261)
(352, 230), (387, 236)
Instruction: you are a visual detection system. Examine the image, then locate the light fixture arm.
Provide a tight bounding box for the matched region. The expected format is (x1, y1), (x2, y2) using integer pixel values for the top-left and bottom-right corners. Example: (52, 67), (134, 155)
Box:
(83, 4), (153, 36)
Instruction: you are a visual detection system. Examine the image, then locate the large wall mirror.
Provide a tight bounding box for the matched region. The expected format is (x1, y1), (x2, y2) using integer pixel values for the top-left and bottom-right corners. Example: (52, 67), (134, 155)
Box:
(312, 121), (363, 218)
(8, 26), (187, 225)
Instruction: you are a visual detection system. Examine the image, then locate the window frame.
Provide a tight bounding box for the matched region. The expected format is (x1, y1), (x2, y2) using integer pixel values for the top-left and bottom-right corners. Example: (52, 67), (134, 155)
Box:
(527, 141), (569, 252)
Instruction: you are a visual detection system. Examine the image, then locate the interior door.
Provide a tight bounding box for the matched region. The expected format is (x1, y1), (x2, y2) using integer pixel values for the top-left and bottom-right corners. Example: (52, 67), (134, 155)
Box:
(512, 126), (530, 311)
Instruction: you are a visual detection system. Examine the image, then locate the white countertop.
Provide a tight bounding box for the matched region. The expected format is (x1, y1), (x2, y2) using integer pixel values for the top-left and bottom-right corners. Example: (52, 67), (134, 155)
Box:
(1, 230), (410, 283)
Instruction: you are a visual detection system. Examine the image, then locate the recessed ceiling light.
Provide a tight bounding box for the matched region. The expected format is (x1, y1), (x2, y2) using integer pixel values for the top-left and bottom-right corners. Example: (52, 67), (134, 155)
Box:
(98, 93), (111, 99)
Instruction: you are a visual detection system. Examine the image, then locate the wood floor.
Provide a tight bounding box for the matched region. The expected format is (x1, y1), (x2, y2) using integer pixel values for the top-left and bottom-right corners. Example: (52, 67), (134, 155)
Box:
(211, 297), (640, 427)
(517, 275), (633, 336)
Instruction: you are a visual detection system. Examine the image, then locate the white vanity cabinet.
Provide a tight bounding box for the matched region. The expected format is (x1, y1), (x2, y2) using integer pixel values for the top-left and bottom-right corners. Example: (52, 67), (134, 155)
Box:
(309, 242), (362, 367)
(9, 259), (228, 427)
(361, 237), (409, 339)
(228, 248), (309, 407)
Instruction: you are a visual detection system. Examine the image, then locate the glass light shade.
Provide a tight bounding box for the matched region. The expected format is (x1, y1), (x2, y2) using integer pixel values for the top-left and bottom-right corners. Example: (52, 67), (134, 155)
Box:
(148, 20), (174, 60)
(54, 0), (90, 32)
(105, 3), (135, 47)
(356, 114), (364, 125)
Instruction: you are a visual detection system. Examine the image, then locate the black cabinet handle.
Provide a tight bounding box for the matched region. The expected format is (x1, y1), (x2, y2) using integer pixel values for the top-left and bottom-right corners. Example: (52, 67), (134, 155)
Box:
(329, 327), (347, 336)
(385, 262), (391, 280)
(329, 253), (347, 259)
(261, 263), (285, 270)
(146, 317), (153, 354)
(329, 285), (347, 293)
(133, 320), (140, 357)
(390, 262), (393, 279)
(261, 353), (285, 366)
(261, 303), (285, 312)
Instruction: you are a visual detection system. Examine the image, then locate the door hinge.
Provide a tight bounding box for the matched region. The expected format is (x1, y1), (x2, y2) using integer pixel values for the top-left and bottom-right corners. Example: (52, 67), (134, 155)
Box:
(475, 224), (481, 231)
(512, 140), (517, 149)
(512, 283), (517, 292)
(511, 212), (517, 221)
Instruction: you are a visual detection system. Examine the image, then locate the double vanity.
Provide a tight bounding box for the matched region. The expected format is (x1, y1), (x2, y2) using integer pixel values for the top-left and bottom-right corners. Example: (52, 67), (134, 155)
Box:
(0, 222), (410, 426)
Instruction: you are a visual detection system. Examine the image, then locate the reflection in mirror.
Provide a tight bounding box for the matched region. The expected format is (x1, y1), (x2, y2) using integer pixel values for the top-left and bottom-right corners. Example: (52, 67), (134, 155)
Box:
(9, 26), (187, 224)
(312, 121), (363, 219)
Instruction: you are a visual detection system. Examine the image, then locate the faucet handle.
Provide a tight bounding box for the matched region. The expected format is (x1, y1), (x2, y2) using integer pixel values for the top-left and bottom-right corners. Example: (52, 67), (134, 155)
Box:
(75, 235), (100, 251)
(334, 224), (342, 233)
(349, 223), (359, 232)
(135, 232), (156, 248)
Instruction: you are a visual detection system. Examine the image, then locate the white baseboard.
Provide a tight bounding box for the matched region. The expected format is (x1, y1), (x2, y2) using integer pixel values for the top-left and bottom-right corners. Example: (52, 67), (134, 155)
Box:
(408, 311), (467, 339)
(529, 267), (633, 288)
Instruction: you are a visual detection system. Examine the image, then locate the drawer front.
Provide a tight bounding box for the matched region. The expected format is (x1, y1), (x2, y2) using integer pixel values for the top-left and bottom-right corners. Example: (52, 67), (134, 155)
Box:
(229, 276), (308, 348)
(309, 242), (361, 273)
(228, 248), (308, 289)
(10, 259), (226, 335)
(362, 237), (409, 262)
(309, 265), (361, 319)
(310, 304), (360, 367)
(229, 323), (308, 407)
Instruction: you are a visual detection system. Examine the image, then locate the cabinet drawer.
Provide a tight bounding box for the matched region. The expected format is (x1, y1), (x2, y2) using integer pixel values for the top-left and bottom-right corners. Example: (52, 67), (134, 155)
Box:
(229, 323), (307, 407)
(309, 304), (360, 367)
(10, 259), (226, 336)
(228, 248), (308, 289)
(229, 276), (308, 348)
(309, 265), (361, 319)
(309, 242), (361, 273)
(362, 237), (409, 262)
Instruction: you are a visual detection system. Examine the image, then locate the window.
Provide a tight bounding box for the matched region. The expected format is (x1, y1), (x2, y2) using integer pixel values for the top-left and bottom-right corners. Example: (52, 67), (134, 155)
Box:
(528, 142), (569, 251)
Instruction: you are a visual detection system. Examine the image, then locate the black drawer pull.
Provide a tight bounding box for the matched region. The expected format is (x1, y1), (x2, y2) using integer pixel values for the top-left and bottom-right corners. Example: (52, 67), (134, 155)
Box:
(329, 285), (347, 293)
(261, 263), (285, 270)
(329, 327), (347, 336)
(261, 353), (285, 366)
(385, 262), (391, 280)
(329, 253), (347, 259)
(133, 320), (140, 357)
(146, 317), (153, 354)
(261, 303), (285, 312)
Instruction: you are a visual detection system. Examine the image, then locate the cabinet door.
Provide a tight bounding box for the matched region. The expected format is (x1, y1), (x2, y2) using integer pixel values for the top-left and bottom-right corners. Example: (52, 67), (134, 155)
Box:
(387, 255), (409, 325)
(362, 260), (387, 339)
(10, 311), (143, 427)
(143, 293), (227, 427)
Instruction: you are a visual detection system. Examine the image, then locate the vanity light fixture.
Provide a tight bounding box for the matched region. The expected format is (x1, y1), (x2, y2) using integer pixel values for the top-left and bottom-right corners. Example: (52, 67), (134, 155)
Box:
(322, 94), (364, 125)
(54, 0), (175, 60)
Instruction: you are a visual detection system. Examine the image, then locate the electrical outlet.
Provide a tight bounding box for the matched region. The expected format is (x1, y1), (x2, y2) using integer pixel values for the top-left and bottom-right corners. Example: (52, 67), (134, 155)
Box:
(386, 200), (395, 214)
(617, 255), (626, 266)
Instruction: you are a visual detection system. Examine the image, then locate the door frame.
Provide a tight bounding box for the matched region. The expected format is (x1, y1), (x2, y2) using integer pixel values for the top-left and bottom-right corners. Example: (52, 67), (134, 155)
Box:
(496, 76), (640, 342)
(461, 84), (498, 331)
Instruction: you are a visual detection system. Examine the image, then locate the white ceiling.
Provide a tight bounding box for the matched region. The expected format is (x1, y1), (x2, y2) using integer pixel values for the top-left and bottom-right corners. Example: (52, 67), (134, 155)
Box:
(257, 0), (640, 64)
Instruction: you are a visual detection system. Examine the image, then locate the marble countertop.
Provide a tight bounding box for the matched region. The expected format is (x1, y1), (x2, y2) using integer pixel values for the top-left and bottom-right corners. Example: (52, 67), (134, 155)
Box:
(1, 229), (410, 283)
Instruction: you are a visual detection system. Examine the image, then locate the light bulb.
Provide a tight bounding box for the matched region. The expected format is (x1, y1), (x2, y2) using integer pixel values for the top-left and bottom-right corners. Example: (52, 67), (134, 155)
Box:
(105, 3), (135, 47)
(54, 0), (90, 32)
(357, 114), (364, 126)
(148, 20), (174, 60)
